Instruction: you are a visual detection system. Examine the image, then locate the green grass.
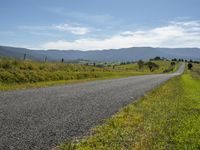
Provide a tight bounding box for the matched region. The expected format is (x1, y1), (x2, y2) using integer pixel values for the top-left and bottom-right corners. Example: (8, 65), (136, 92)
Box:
(191, 63), (200, 79)
(58, 64), (200, 150)
(0, 72), (143, 91)
(111, 60), (176, 73)
(0, 58), (177, 91)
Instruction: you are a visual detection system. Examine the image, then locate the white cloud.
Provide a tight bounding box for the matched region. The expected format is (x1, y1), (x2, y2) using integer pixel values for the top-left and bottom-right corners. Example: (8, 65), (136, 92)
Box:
(170, 20), (200, 27)
(41, 20), (200, 50)
(18, 23), (90, 35)
(53, 24), (90, 35)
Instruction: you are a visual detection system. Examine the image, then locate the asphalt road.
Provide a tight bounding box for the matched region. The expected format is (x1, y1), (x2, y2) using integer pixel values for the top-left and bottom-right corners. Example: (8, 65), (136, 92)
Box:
(0, 64), (185, 150)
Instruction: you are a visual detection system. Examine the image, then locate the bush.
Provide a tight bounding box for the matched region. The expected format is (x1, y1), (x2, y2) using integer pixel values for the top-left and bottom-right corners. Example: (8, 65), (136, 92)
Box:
(137, 60), (144, 69)
(0, 71), (17, 83)
(188, 63), (193, 70)
(145, 61), (159, 71)
(171, 58), (178, 61)
(171, 62), (176, 66)
(153, 56), (161, 60)
(163, 66), (174, 73)
(0, 60), (12, 69)
(96, 64), (104, 68)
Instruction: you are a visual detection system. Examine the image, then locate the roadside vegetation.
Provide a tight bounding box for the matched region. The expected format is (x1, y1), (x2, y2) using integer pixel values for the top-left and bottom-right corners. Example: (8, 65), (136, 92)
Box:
(0, 57), (177, 90)
(58, 64), (200, 150)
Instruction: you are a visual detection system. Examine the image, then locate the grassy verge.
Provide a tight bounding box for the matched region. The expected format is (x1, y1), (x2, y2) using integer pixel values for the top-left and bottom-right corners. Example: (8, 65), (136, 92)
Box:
(58, 65), (200, 150)
(0, 58), (178, 91)
(0, 72), (144, 91)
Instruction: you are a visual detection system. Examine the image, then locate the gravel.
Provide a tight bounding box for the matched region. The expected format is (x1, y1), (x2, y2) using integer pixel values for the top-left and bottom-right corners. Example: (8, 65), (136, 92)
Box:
(0, 64), (185, 150)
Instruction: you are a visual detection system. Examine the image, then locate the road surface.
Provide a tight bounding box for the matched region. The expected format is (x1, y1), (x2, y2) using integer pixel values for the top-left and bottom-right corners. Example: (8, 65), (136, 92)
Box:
(0, 64), (185, 150)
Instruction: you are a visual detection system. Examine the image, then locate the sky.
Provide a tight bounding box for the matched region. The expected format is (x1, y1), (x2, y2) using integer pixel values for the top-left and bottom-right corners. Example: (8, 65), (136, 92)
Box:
(0, 0), (200, 50)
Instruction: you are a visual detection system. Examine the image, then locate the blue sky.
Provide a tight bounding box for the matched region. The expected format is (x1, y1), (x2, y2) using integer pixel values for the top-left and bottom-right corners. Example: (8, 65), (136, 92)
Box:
(1, 0), (200, 50)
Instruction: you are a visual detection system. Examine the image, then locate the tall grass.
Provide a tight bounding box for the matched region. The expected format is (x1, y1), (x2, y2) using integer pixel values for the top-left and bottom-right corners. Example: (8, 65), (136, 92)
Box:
(0, 58), (176, 90)
(0, 58), (107, 84)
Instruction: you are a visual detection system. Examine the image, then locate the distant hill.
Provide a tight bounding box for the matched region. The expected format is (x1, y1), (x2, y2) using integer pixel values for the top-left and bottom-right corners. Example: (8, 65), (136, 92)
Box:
(0, 45), (199, 62)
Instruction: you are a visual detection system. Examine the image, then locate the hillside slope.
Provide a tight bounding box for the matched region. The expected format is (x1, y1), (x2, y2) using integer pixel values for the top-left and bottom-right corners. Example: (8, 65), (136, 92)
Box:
(0, 46), (200, 62)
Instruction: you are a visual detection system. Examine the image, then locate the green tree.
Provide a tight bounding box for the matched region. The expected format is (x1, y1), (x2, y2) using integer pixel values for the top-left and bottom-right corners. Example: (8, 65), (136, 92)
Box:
(146, 61), (159, 72)
(137, 60), (144, 69)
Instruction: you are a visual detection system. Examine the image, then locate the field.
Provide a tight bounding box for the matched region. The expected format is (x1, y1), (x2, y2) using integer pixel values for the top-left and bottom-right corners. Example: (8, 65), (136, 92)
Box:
(0, 58), (177, 90)
(58, 64), (200, 150)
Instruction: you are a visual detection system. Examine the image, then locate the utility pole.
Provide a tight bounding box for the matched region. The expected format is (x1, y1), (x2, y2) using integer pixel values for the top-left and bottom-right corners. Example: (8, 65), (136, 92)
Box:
(23, 53), (26, 60)
(45, 56), (47, 62)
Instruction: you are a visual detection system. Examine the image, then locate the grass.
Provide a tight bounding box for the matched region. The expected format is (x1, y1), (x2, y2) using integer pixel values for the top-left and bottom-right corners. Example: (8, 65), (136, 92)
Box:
(0, 58), (177, 91)
(0, 72), (143, 91)
(58, 64), (200, 150)
(191, 63), (200, 79)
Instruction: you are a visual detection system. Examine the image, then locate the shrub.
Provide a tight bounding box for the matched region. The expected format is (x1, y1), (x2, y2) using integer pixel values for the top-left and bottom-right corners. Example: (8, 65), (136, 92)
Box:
(163, 66), (174, 73)
(171, 62), (176, 66)
(172, 58), (177, 61)
(137, 60), (144, 69)
(145, 61), (159, 71)
(188, 63), (193, 70)
(13, 71), (29, 83)
(153, 56), (161, 60)
(0, 60), (12, 69)
(0, 71), (17, 83)
(96, 64), (104, 68)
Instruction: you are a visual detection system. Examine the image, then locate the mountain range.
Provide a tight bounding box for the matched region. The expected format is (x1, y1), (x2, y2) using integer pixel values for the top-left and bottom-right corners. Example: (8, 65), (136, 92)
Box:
(0, 45), (199, 62)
